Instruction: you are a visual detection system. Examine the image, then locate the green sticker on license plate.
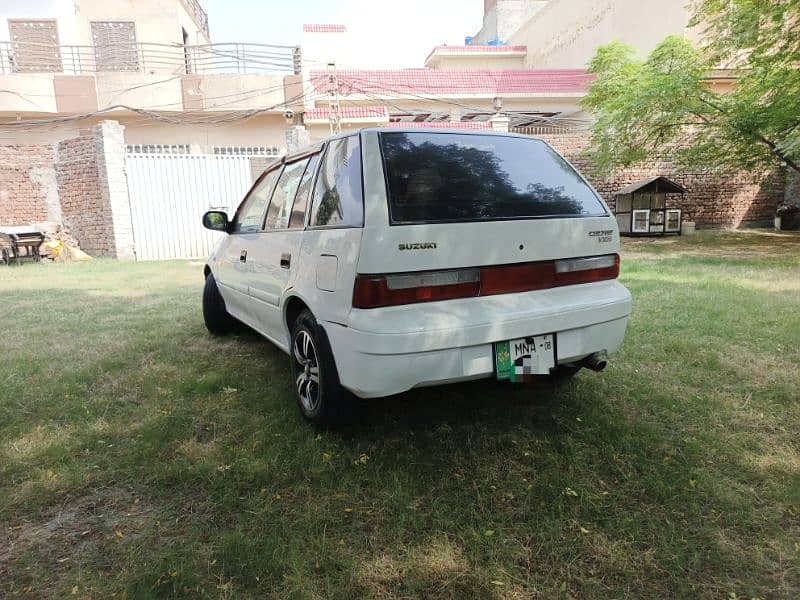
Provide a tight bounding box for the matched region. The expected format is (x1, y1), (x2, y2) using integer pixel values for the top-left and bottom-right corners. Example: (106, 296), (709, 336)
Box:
(495, 340), (516, 382)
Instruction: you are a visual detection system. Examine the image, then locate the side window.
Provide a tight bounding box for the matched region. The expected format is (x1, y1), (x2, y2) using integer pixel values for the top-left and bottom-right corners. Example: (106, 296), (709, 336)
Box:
(289, 153), (320, 229)
(310, 136), (363, 228)
(232, 168), (279, 233)
(265, 158), (309, 230)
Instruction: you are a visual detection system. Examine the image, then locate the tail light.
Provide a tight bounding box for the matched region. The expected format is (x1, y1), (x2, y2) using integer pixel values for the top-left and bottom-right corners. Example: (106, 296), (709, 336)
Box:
(554, 254), (619, 286)
(353, 269), (480, 308)
(353, 254), (620, 309)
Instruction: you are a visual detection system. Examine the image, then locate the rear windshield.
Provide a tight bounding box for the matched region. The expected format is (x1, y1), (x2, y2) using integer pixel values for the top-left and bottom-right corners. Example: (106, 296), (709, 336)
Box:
(379, 132), (607, 224)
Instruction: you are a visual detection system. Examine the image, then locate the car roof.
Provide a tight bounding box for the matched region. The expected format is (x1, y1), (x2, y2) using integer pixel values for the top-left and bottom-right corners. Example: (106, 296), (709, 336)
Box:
(359, 127), (542, 140)
(283, 126), (546, 164)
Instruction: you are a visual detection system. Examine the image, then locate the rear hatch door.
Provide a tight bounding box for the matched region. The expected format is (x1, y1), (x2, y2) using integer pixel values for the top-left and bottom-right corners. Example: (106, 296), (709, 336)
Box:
(358, 129), (618, 275)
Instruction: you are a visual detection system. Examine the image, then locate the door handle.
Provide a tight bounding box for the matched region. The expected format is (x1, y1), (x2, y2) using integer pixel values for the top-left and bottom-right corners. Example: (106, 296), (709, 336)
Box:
(240, 250), (247, 263)
(280, 253), (291, 269)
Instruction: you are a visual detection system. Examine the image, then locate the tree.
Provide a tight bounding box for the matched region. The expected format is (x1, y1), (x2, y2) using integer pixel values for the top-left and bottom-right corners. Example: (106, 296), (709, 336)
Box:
(581, 0), (800, 176)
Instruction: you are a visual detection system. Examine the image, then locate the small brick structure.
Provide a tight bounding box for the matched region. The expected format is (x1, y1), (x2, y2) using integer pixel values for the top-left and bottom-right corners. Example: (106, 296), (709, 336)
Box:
(55, 121), (134, 259)
(56, 129), (109, 256)
(540, 133), (786, 229)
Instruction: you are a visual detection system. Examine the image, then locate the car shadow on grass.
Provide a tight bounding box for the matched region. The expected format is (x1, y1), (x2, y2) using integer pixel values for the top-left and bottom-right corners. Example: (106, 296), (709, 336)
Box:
(350, 376), (569, 430)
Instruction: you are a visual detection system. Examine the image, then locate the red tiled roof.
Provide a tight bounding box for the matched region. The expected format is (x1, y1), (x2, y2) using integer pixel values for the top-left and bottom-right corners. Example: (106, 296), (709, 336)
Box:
(310, 69), (592, 96)
(305, 106), (389, 121)
(386, 121), (492, 130)
(303, 24), (347, 33)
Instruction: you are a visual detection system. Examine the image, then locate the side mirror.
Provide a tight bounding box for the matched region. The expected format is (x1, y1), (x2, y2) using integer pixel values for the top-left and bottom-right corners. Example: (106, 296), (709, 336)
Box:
(202, 210), (229, 232)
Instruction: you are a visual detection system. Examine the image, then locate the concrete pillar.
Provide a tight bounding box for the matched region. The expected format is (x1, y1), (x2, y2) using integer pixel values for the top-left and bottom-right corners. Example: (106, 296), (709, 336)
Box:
(489, 114), (511, 133)
(286, 125), (311, 154)
(94, 120), (135, 260)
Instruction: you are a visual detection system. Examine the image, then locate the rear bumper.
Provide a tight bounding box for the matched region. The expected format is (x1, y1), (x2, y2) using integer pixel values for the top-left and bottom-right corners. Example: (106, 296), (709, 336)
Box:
(323, 280), (632, 398)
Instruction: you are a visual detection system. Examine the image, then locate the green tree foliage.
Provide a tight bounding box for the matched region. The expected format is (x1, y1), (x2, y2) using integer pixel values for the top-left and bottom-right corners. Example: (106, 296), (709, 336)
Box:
(581, 0), (800, 176)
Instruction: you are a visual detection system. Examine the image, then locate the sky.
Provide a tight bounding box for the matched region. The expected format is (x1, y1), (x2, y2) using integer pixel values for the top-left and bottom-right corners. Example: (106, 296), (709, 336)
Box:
(202, 0), (484, 68)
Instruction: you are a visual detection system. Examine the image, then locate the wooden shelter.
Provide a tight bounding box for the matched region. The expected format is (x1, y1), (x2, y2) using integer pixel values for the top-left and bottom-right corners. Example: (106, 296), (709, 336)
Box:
(614, 176), (686, 236)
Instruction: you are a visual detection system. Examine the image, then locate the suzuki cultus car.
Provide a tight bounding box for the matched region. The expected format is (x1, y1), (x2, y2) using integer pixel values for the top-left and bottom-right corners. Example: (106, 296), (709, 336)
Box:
(202, 129), (632, 424)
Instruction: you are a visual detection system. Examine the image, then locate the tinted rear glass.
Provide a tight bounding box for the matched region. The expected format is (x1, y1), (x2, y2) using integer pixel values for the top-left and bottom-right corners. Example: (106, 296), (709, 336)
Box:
(310, 136), (364, 228)
(379, 132), (607, 224)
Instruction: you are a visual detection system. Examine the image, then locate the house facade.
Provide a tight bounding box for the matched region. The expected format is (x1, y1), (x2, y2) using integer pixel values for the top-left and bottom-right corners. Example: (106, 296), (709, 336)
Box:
(0, 0), (296, 151)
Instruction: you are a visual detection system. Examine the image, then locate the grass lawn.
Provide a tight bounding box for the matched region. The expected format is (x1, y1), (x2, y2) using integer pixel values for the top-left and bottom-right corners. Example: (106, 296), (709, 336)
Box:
(1, 230), (798, 599)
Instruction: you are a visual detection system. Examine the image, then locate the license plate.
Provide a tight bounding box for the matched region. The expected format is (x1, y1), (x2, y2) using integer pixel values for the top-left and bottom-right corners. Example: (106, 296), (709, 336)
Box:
(495, 334), (555, 381)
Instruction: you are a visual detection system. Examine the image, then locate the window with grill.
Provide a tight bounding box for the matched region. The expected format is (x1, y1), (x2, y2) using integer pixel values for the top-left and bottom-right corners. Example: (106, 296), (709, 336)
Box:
(8, 20), (62, 73)
(91, 21), (138, 71)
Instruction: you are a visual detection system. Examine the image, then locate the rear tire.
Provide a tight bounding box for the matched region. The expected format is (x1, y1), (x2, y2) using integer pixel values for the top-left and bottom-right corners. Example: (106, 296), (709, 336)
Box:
(203, 273), (235, 335)
(290, 309), (354, 426)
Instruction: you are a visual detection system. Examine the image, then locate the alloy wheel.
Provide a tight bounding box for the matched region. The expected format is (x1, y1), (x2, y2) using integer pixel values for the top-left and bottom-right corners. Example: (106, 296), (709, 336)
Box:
(293, 330), (320, 413)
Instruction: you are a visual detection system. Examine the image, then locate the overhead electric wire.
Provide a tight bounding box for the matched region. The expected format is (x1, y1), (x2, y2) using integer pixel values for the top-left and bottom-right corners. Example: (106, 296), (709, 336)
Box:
(0, 80), (320, 129)
(338, 78), (590, 129)
(0, 74), (288, 111)
(317, 72), (589, 128)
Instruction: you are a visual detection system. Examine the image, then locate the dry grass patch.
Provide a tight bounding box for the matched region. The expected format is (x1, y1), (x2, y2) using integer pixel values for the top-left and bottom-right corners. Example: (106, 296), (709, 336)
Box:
(1, 487), (152, 580)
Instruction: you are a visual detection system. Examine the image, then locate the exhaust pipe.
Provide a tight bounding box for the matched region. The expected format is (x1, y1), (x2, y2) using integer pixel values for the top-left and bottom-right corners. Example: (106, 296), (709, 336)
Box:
(582, 352), (608, 372)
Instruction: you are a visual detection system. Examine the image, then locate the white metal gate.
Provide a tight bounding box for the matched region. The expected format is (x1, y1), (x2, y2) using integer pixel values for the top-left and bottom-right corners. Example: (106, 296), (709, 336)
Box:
(125, 153), (253, 261)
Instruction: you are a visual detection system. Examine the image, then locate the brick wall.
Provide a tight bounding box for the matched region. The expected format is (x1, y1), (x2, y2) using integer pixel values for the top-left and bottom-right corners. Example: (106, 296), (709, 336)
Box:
(541, 133), (785, 229)
(0, 145), (57, 226)
(55, 129), (114, 256)
(53, 121), (133, 258)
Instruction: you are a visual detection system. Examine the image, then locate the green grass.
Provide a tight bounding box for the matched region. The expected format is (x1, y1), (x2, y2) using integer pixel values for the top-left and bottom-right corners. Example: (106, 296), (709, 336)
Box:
(1, 230), (798, 599)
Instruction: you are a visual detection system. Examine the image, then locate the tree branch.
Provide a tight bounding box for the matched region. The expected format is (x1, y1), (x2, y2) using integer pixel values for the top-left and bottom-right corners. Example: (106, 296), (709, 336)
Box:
(694, 97), (800, 174)
(754, 134), (800, 174)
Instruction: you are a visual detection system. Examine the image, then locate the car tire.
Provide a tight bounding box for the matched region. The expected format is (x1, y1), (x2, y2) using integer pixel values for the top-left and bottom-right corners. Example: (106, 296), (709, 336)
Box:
(203, 273), (235, 335)
(290, 309), (353, 426)
(550, 363), (583, 381)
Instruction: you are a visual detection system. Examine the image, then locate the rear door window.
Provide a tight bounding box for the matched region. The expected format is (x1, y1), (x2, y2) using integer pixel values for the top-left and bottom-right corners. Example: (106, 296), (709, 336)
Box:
(309, 136), (364, 228)
(232, 167), (280, 233)
(379, 132), (607, 224)
(265, 158), (309, 230)
(289, 153), (320, 229)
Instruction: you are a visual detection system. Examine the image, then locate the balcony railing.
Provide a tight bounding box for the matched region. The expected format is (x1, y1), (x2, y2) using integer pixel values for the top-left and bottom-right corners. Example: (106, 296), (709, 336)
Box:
(182, 0), (210, 37)
(0, 41), (301, 75)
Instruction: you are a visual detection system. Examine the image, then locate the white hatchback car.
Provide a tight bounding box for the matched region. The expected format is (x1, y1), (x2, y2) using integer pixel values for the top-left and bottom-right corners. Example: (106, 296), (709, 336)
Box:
(202, 128), (632, 424)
